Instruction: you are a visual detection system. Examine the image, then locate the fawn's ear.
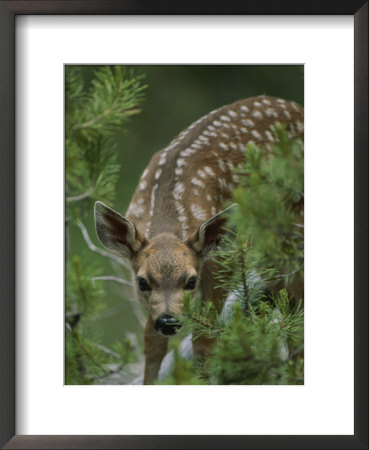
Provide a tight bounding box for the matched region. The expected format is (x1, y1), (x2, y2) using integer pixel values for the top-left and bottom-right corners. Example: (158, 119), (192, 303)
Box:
(185, 204), (236, 257)
(94, 201), (146, 258)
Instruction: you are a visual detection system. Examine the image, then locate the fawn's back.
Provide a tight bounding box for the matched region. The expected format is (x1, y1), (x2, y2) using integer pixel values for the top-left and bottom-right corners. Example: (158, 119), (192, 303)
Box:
(126, 95), (304, 241)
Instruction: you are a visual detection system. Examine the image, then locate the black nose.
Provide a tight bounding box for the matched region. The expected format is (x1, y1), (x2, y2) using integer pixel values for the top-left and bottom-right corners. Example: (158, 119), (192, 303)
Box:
(154, 314), (182, 336)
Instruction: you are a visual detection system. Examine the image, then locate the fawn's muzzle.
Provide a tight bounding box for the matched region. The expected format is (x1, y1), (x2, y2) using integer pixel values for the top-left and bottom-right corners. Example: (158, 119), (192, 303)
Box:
(154, 314), (182, 336)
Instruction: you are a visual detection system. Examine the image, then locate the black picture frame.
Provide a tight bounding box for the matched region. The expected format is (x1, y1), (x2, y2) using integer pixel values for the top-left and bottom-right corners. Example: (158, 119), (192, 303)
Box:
(0, 1), (367, 449)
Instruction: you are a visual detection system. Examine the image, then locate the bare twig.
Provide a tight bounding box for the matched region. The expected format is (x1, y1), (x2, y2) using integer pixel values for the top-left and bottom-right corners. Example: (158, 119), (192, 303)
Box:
(75, 219), (131, 270)
(67, 185), (94, 203)
(90, 272), (146, 329)
(91, 276), (133, 287)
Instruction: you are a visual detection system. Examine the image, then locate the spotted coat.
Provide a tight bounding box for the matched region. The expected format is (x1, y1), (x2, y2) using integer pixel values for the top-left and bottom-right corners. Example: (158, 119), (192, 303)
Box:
(126, 96), (304, 240)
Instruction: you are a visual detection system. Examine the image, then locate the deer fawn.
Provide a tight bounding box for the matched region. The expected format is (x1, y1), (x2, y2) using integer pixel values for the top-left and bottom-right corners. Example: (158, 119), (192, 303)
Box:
(94, 96), (304, 384)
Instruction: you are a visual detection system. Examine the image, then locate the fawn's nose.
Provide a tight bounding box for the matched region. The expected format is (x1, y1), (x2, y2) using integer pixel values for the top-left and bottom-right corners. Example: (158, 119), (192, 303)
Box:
(154, 314), (182, 336)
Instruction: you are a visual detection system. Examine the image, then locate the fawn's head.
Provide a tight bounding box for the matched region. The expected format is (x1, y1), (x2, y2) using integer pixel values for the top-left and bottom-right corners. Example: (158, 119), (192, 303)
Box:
(94, 201), (231, 335)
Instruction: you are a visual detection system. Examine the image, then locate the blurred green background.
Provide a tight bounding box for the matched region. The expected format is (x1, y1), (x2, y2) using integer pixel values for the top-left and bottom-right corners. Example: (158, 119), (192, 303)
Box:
(69, 65), (304, 352)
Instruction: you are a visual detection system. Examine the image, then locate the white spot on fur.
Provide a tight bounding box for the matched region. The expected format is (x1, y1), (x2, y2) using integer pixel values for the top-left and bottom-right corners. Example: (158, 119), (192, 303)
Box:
(218, 178), (228, 191)
(191, 177), (205, 189)
(180, 148), (196, 157)
(145, 184), (159, 238)
(262, 98), (272, 106)
(240, 127), (248, 134)
(219, 142), (229, 151)
(252, 110), (263, 119)
(232, 173), (240, 183)
(240, 105), (249, 113)
(265, 130), (274, 142)
(158, 153), (167, 166)
(204, 166), (215, 177)
(226, 160), (234, 171)
(176, 158), (187, 168)
(221, 133), (229, 140)
(139, 180), (148, 191)
(198, 135), (209, 143)
(155, 168), (162, 180)
(207, 125), (216, 131)
(206, 194), (212, 201)
(295, 121), (304, 133)
(192, 188), (199, 196)
(190, 204), (207, 221)
(175, 167), (183, 176)
(218, 160), (226, 172)
(129, 199), (145, 218)
(213, 120), (222, 127)
(211, 206), (217, 216)
(283, 110), (292, 120)
(197, 169), (207, 179)
(242, 119), (255, 127)
(228, 110), (238, 118)
(229, 142), (237, 150)
(220, 115), (231, 122)
(291, 102), (300, 112)
(141, 168), (149, 179)
(265, 108), (278, 118)
(173, 182), (185, 200)
(253, 101), (262, 108)
(251, 130), (262, 140)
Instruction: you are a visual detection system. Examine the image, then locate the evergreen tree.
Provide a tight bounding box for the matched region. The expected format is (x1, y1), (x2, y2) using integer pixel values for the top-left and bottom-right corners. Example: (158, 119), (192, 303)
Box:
(159, 125), (304, 385)
(65, 66), (146, 384)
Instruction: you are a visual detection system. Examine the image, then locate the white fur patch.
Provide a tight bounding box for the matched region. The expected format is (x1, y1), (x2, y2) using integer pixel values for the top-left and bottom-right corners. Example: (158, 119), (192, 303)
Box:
(228, 110), (238, 118)
(180, 148), (196, 157)
(190, 204), (207, 220)
(265, 130), (274, 142)
(295, 121), (304, 133)
(240, 105), (249, 113)
(139, 180), (148, 191)
(242, 119), (255, 127)
(155, 168), (162, 180)
(197, 169), (208, 179)
(176, 158), (187, 168)
(218, 160), (226, 172)
(265, 108), (278, 118)
(251, 130), (262, 140)
(252, 110), (263, 119)
(191, 177), (205, 188)
(173, 182), (185, 200)
(204, 166), (215, 177)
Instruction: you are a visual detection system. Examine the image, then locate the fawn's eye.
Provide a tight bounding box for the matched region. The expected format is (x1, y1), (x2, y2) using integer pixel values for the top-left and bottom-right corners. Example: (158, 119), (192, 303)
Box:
(184, 276), (197, 291)
(137, 277), (151, 292)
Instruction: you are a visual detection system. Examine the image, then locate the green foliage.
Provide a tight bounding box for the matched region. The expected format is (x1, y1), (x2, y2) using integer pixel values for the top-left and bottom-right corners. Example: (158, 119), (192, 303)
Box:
(65, 66), (147, 213)
(159, 127), (304, 385)
(211, 292), (304, 385)
(231, 124), (304, 288)
(65, 66), (146, 384)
